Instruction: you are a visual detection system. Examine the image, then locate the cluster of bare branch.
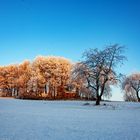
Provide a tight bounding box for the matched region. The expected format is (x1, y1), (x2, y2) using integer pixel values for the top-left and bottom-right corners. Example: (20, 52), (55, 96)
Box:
(122, 73), (140, 102)
(73, 44), (126, 105)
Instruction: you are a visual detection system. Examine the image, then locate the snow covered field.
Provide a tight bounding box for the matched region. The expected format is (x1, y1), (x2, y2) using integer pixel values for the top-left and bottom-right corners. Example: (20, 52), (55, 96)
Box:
(0, 99), (140, 140)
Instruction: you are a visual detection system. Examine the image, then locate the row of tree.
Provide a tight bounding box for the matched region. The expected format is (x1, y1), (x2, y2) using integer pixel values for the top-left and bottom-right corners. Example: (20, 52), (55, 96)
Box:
(0, 57), (74, 99)
(0, 44), (139, 105)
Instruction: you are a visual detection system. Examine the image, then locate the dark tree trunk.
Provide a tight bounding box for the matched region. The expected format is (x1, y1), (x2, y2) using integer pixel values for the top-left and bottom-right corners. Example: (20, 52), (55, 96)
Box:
(96, 80), (106, 105)
(136, 91), (140, 102)
(96, 96), (101, 105)
(100, 83), (106, 97)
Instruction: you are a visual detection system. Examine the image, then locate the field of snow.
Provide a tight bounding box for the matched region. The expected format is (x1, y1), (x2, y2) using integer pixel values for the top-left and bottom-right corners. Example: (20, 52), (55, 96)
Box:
(0, 99), (140, 140)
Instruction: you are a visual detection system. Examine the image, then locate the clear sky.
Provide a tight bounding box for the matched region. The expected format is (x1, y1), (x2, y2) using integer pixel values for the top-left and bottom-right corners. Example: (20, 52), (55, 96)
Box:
(0, 0), (140, 101)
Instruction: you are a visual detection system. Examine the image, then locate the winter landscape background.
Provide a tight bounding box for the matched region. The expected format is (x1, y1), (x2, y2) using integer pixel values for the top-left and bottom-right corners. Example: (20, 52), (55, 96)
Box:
(0, 0), (140, 139)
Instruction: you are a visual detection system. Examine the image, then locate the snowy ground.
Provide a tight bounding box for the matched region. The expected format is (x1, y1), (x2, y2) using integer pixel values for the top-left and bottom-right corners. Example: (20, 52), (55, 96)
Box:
(0, 99), (140, 140)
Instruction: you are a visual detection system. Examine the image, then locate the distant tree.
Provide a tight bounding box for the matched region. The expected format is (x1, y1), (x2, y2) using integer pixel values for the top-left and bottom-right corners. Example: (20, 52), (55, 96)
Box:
(0, 65), (19, 97)
(57, 57), (72, 98)
(17, 60), (32, 98)
(72, 63), (95, 100)
(74, 44), (126, 105)
(33, 56), (72, 99)
(122, 73), (140, 102)
(27, 67), (46, 98)
(6, 65), (19, 97)
(0, 66), (9, 96)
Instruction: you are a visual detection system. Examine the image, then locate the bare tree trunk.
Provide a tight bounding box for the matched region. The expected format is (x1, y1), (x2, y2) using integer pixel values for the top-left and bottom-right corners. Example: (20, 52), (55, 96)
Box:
(100, 83), (106, 97)
(136, 91), (140, 102)
(95, 82), (101, 105)
(96, 96), (101, 105)
(96, 87), (101, 105)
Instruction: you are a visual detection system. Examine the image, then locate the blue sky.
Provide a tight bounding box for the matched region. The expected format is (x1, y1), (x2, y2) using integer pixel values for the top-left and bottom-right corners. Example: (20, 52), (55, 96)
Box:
(0, 0), (140, 100)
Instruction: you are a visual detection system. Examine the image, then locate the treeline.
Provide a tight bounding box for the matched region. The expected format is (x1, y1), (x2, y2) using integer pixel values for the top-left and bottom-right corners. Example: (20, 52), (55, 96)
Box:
(0, 56), (93, 100)
(0, 56), (74, 99)
(0, 44), (140, 104)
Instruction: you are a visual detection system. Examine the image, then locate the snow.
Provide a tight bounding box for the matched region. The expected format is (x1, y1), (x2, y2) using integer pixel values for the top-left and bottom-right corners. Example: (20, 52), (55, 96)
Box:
(0, 99), (140, 140)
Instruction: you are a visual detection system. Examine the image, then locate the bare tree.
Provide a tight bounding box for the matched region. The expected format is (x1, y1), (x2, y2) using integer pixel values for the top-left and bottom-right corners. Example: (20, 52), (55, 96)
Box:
(122, 73), (140, 102)
(72, 63), (96, 100)
(75, 44), (126, 105)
